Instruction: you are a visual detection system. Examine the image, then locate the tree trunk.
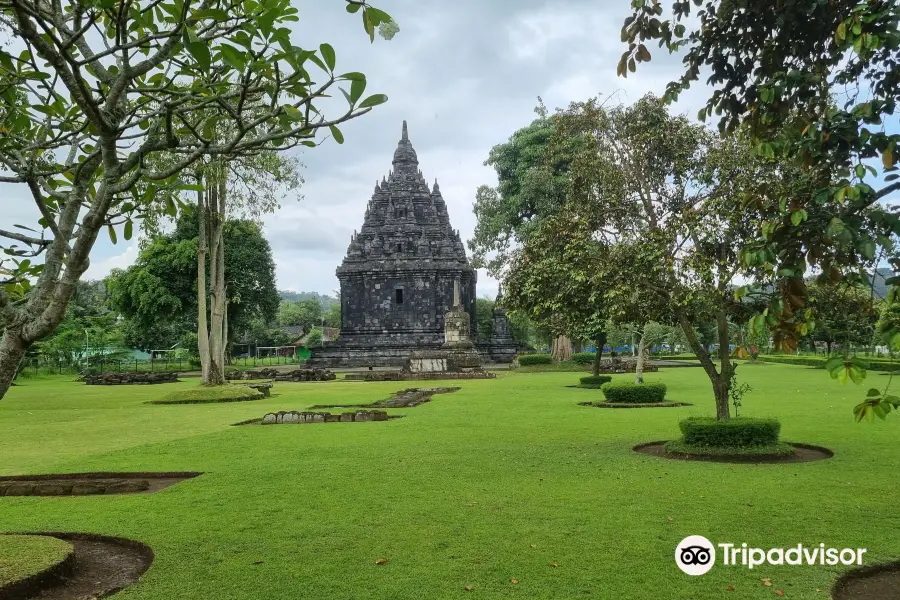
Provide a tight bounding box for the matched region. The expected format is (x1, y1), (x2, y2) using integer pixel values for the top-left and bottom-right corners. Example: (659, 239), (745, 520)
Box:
(551, 334), (572, 361)
(205, 172), (227, 386)
(196, 185), (211, 383)
(714, 309), (732, 419)
(224, 310), (232, 366)
(592, 332), (606, 377)
(635, 326), (649, 384)
(676, 311), (731, 420)
(0, 331), (27, 399)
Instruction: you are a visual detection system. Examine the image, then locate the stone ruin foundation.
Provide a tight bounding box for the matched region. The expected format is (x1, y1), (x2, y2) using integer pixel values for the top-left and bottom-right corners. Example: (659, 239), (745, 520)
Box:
(81, 372), (178, 385)
(260, 410), (393, 424)
(225, 368), (336, 381)
(0, 472), (201, 496)
(310, 387), (460, 410)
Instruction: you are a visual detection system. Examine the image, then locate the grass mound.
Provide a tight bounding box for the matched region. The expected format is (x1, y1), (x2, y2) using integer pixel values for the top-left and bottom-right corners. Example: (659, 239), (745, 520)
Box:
(0, 535), (73, 587)
(151, 384), (264, 405)
(663, 440), (796, 458)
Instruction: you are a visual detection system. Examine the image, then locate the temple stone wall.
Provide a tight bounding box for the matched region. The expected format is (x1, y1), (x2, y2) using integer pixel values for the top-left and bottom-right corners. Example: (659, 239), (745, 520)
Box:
(307, 121), (511, 368)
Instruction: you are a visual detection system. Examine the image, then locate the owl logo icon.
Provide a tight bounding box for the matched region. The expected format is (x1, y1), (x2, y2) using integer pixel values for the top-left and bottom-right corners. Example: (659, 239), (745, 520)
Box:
(675, 536), (716, 575)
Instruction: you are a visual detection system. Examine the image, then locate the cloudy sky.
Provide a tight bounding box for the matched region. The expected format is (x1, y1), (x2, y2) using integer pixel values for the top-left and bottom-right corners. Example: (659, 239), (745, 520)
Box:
(1, 0), (709, 299)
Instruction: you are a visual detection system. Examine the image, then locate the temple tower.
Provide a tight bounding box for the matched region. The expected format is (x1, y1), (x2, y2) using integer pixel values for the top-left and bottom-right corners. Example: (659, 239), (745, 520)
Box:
(308, 122), (478, 367)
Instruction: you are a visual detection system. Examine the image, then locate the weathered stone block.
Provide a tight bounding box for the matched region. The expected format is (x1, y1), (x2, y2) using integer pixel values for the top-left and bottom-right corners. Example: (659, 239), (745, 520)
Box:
(262, 413), (277, 425)
(4, 483), (35, 496)
(105, 480), (150, 494)
(340, 412), (355, 422)
(34, 483), (72, 496)
(72, 483), (106, 495)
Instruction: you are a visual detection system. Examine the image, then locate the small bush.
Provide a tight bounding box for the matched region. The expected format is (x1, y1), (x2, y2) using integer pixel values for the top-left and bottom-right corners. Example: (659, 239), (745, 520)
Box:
(757, 354), (900, 372)
(152, 384), (263, 405)
(517, 353), (552, 366)
(664, 440), (794, 457)
(601, 382), (667, 403)
(572, 352), (596, 365)
(579, 375), (612, 388)
(678, 416), (781, 448)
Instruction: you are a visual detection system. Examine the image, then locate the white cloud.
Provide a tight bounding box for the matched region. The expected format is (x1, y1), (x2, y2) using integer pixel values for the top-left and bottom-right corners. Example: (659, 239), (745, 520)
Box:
(83, 244), (140, 280)
(1, 0), (714, 299)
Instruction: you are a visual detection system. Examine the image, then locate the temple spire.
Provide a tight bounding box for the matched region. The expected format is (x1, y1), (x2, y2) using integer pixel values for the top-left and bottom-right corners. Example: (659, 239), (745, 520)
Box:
(402, 120), (408, 141)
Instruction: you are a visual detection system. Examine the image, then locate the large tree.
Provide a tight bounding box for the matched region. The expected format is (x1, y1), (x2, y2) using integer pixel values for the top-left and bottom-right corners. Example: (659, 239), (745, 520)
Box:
(806, 282), (879, 354)
(619, 0), (900, 416)
(276, 298), (323, 331)
(107, 213), (280, 356)
(469, 109), (585, 360)
(544, 95), (791, 419)
(504, 213), (610, 375)
(0, 0), (395, 399)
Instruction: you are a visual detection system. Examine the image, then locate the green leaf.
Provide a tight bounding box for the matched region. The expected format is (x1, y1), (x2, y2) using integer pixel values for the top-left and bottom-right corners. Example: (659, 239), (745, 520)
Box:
(192, 8), (229, 20)
(329, 124), (344, 144)
(346, 2), (361, 13)
(340, 71), (366, 81)
(848, 364), (867, 384)
(362, 9), (375, 42)
(827, 217), (845, 236)
(366, 7), (391, 25)
(283, 105), (303, 121)
(357, 93), (388, 109)
(866, 388), (881, 398)
(187, 42), (211, 69)
(107, 224), (117, 244)
(319, 43), (336, 71)
(350, 77), (366, 104)
(219, 44), (246, 71)
(824, 356), (844, 373)
(123, 219), (133, 241)
(165, 195), (177, 217)
(860, 240), (876, 260)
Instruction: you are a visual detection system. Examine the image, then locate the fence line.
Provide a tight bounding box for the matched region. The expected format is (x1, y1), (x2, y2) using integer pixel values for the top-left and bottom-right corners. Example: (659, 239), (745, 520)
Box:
(21, 352), (311, 377)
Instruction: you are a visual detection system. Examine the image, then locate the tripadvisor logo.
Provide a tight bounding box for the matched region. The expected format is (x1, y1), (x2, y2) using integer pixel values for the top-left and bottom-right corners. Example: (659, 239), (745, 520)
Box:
(675, 536), (867, 576)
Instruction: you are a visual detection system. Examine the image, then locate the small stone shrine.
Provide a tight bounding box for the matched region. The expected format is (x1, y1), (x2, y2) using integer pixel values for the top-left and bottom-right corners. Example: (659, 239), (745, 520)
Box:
(401, 280), (494, 379)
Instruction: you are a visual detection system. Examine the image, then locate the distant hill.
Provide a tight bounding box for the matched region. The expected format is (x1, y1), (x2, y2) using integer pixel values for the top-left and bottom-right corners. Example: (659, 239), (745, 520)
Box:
(278, 290), (338, 308)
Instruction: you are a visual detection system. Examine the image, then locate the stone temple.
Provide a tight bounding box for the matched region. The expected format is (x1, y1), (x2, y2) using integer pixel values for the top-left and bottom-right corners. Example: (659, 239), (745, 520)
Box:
(307, 122), (516, 367)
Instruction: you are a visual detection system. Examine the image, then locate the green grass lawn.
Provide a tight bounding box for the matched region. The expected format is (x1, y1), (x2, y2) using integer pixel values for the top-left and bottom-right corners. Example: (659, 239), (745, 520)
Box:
(1, 366), (898, 599)
(0, 534), (72, 587)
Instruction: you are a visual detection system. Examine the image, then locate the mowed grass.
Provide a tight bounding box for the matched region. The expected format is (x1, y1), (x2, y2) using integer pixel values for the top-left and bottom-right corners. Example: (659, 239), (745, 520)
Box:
(0, 534), (72, 586)
(0, 366), (899, 599)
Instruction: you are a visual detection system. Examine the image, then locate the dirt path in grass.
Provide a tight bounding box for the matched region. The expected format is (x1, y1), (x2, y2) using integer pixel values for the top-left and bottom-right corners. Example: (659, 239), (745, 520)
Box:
(12, 534), (152, 600)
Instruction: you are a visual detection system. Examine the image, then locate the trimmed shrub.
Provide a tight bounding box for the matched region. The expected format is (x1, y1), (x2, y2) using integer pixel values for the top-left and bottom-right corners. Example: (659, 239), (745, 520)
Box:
(579, 375), (612, 388)
(678, 416), (781, 448)
(572, 352), (596, 365)
(756, 354), (900, 372)
(664, 439), (794, 457)
(601, 382), (667, 403)
(517, 353), (552, 366)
